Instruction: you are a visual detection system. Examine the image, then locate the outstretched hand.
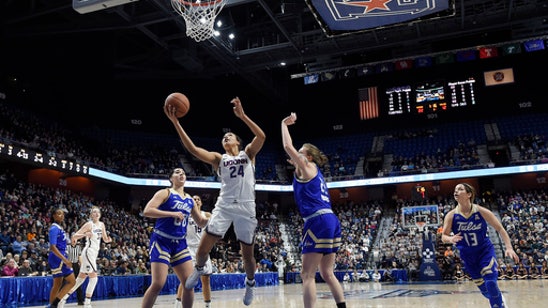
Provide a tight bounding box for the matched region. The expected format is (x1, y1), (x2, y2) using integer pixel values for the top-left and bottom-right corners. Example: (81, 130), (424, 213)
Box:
(163, 103), (179, 123)
(282, 112), (297, 126)
(231, 97), (245, 118)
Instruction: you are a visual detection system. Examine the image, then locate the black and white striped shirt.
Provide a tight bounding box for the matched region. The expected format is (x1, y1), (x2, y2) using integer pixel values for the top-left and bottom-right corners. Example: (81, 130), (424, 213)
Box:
(67, 244), (82, 263)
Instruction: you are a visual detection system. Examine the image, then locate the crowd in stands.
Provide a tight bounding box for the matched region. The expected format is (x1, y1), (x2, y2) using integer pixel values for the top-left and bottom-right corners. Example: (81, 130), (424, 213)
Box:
(511, 133), (548, 165)
(3, 96), (548, 283)
(0, 168), (295, 278)
(4, 157), (548, 282)
(3, 98), (535, 186)
(390, 141), (481, 175)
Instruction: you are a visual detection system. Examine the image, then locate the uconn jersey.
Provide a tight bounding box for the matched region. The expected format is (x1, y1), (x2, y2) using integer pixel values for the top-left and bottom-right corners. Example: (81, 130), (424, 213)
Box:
(85, 222), (103, 250)
(451, 204), (494, 254)
(217, 151), (256, 204)
(187, 211), (206, 247)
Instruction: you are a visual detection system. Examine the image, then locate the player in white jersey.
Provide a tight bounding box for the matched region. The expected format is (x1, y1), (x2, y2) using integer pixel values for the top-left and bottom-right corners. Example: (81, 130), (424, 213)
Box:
(61, 206), (112, 308)
(174, 195), (212, 308)
(165, 96), (265, 306)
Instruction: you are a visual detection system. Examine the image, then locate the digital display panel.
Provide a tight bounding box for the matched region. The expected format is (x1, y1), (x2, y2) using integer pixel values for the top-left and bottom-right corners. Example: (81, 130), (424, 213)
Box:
(0, 142), (89, 175)
(415, 80), (447, 114)
(386, 85), (412, 115)
(448, 77), (476, 107)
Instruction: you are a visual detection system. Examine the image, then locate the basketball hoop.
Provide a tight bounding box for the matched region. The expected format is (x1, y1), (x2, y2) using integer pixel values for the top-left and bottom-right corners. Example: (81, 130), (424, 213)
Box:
(171, 0), (226, 42)
(416, 221), (426, 233)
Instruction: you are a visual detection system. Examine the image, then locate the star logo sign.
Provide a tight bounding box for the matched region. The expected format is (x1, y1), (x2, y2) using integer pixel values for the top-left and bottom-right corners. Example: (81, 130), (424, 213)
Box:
(343, 0), (391, 13)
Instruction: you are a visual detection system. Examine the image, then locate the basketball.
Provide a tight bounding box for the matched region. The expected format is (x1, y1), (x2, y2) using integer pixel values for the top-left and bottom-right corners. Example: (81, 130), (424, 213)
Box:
(165, 92), (190, 118)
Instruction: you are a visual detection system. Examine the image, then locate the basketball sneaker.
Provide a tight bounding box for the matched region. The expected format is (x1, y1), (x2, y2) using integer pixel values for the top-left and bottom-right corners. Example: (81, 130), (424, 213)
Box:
(502, 294), (509, 308)
(185, 264), (212, 289)
(243, 278), (255, 306)
(83, 298), (92, 308)
(173, 299), (182, 308)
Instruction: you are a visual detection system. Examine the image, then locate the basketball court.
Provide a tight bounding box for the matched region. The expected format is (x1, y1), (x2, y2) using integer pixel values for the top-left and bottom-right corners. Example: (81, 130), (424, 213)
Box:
(27, 279), (546, 307)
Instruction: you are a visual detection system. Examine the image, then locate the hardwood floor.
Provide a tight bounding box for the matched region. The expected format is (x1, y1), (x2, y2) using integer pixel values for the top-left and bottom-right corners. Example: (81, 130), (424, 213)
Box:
(28, 279), (546, 307)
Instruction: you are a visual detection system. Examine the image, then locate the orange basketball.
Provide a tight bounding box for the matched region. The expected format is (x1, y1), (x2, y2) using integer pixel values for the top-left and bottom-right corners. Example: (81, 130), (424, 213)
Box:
(165, 92), (190, 118)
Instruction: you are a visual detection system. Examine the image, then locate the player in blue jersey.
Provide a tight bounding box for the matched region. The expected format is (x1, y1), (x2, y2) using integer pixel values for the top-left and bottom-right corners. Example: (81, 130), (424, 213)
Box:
(281, 112), (347, 308)
(141, 168), (210, 308)
(442, 183), (519, 308)
(48, 207), (76, 308)
(165, 96), (265, 306)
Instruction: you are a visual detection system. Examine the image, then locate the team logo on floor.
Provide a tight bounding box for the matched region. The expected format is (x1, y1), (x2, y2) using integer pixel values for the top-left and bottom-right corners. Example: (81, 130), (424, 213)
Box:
(318, 288), (477, 299)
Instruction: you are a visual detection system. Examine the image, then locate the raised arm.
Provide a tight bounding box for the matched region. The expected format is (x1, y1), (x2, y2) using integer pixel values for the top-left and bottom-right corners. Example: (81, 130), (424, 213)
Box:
(232, 97), (266, 160)
(164, 103), (221, 167)
(281, 112), (315, 180)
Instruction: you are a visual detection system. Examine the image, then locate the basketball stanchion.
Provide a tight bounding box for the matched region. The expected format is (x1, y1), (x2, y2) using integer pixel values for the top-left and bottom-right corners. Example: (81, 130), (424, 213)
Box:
(171, 0), (226, 42)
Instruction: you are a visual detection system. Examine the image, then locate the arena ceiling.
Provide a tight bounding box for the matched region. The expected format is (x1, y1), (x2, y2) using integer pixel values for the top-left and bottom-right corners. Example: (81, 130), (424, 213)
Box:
(2, 0), (548, 105)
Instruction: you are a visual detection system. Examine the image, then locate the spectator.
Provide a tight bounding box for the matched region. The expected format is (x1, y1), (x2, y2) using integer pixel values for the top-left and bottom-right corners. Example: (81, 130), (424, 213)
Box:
(343, 271), (351, 283)
(18, 259), (38, 277)
(372, 269), (382, 282)
(115, 260), (130, 276)
(11, 235), (26, 255)
(0, 229), (10, 255)
(358, 270), (370, 282)
(1, 258), (19, 277)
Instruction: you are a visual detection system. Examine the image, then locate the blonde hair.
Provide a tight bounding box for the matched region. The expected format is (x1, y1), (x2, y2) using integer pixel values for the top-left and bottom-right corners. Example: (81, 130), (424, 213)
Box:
(302, 143), (329, 167)
(90, 205), (101, 214)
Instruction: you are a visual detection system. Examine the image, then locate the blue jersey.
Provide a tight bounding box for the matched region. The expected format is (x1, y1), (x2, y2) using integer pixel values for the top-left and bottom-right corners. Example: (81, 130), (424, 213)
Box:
(293, 166), (341, 254)
(451, 204), (493, 253)
(451, 204), (497, 278)
(292, 166), (332, 218)
(48, 222), (73, 277)
(49, 222), (68, 255)
(153, 188), (194, 240)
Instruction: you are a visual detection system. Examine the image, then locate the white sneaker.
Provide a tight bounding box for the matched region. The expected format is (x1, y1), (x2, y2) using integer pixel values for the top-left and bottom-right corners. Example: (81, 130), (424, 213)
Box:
(205, 302), (211, 308)
(174, 299), (182, 308)
(502, 294), (509, 308)
(57, 299), (66, 308)
(243, 278), (255, 306)
(185, 265), (210, 289)
(84, 298), (92, 308)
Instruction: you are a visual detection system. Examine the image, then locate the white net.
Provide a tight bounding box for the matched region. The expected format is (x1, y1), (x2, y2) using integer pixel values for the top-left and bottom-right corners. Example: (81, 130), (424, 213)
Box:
(171, 0), (226, 42)
(416, 221), (426, 232)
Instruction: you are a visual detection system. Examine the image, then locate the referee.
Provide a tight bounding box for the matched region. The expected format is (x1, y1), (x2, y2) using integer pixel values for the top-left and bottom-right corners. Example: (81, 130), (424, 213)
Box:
(67, 238), (85, 305)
